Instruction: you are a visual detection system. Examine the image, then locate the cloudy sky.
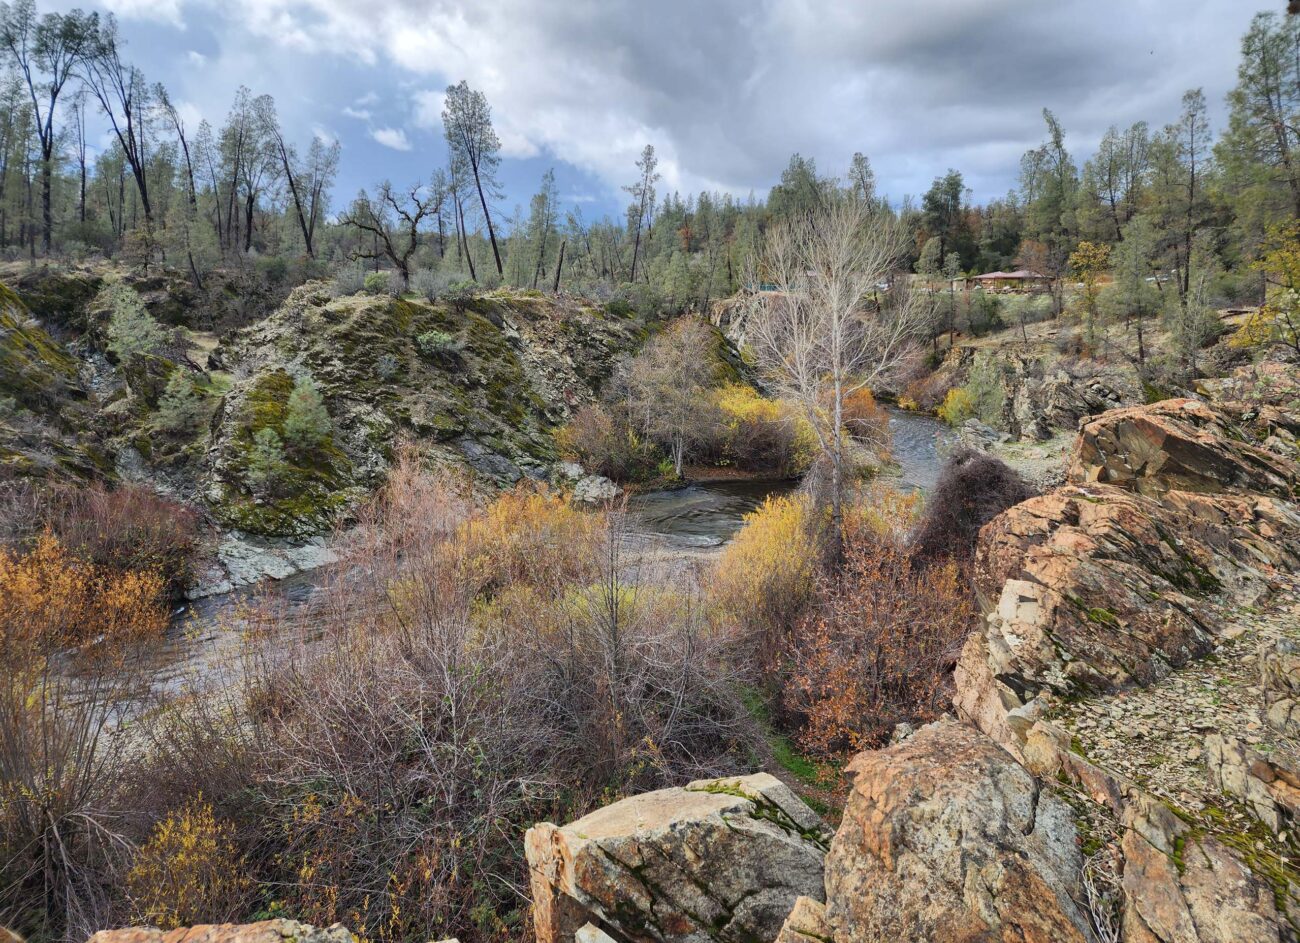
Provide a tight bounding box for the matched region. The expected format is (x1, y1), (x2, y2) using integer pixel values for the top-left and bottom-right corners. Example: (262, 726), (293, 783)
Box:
(44, 0), (1264, 221)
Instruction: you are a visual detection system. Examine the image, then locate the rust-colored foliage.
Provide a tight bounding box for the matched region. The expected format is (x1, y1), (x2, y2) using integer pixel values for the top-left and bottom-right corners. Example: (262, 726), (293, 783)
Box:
(0, 530), (167, 658)
(786, 517), (976, 756)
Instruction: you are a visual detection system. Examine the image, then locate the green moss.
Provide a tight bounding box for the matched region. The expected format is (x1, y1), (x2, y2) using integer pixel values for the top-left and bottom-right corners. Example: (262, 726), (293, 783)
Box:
(0, 281), (81, 414)
(1086, 607), (1119, 626)
(214, 367), (355, 537)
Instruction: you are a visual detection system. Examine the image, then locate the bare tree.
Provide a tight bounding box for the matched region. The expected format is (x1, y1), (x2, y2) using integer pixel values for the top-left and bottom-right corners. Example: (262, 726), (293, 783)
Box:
(340, 179), (441, 289)
(615, 318), (721, 478)
(81, 16), (154, 227)
(746, 196), (930, 558)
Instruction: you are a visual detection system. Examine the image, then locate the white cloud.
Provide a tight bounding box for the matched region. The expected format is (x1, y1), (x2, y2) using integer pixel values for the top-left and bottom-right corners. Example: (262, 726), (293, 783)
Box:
(186, 50), (206, 67)
(370, 126), (412, 151)
(101, 0), (185, 27)
(93, 0), (1261, 202)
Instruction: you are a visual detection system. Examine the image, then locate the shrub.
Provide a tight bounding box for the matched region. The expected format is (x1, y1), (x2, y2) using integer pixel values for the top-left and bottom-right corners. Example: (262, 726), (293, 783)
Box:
(969, 290), (1003, 336)
(963, 354), (1007, 426)
(415, 330), (459, 359)
(102, 282), (167, 360)
(331, 262), (367, 297)
(155, 371), (210, 437)
(910, 447), (1035, 560)
(555, 403), (660, 482)
(132, 457), (755, 943)
(937, 386), (976, 425)
(0, 531), (168, 653)
(786, 514), (976, 755)
(246, 427), (287, 496)
(711, 383), (815, 475)
(363, 270), (397, 296)
(0, 535), (168, 940)
(45, 482), (201, 598)
(708, 495), (817, 684)
(126, 796), (252, 929)
(411, 269), (473, 302)
(458, 485), (603, 595)
(840, 387), (889, 448)
(375, 353), (401, 381)
(282, 375), (332, 451)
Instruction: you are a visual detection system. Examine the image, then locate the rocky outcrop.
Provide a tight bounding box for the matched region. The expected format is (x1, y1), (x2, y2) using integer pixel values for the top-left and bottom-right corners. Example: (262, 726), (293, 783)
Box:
(773, 897), (828, 943)
(85, 921), (359, 943)
(572, 473), (620, 504)
(1072, 398), (1299, 498)
(84, 923), (461, 943)
(950, 390), (1300, 942)
(206, 285), (645, 536)
(525, 773), (830, 943)
(1119, 794), (1288, 943)
(825, 717), (1092, 942)
(1262, 636), (1300, 735)
(0, 280), (106, 481)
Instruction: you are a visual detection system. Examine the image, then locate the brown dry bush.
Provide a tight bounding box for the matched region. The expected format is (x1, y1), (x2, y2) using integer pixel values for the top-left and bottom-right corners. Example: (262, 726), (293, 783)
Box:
(46, 483), (202, 598)
(0, 481), (202, 599)
(0, 534), (169, 941)
(127, 450), (756, 943)
(909, 447), (1035, 561)
(785, 511), (977, 757)
(555, 403), (660, 482)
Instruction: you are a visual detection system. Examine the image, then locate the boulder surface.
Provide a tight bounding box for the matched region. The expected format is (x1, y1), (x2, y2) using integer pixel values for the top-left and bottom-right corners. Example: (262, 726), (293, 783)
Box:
(824, 717), (1092, 943)
(526, 773), (830, 943)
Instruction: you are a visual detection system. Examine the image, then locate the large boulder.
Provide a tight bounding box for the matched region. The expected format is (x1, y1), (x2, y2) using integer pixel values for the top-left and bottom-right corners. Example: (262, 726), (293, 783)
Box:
(1119, 795), (1287, 943)
(525, 773), (830, 943)
(85, 922), (357, 943)
(824, 718), (1091, 943)
(964, 483), (1300, 713)
(773, 897), (829, 943)
(1071, 398), (1298, 499)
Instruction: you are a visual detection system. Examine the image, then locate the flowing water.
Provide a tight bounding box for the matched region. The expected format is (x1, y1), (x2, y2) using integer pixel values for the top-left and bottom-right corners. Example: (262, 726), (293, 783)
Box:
(626, 407), (955, 546)
(118, 407), (953, 697)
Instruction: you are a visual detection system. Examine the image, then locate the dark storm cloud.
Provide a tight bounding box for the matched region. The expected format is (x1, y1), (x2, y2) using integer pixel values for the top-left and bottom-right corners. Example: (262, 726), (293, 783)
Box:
(84, 0), (1259, 206)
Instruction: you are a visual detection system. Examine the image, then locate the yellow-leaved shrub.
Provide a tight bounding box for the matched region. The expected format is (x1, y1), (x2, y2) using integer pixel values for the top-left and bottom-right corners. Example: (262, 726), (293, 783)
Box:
(712, 383), (816, 475)
(458, 485), (602, 595)
(707, 495), (817, 681)
(937, 386), (976, 426)
(126, 795), (251, 928)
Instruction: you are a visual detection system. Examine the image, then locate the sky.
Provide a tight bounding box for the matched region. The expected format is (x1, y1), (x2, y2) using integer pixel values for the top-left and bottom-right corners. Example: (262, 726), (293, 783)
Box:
(41, 0), (1268, 223)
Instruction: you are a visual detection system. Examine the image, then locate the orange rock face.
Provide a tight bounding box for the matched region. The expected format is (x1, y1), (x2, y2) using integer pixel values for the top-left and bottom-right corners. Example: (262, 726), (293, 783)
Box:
(1071, 398), (1298, 498)
(824, 718), (1092, 943)
(86, 922), (357, 943)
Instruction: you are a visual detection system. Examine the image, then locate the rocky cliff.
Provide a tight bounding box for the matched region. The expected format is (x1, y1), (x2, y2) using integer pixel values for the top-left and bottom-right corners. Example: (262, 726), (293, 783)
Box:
(523, 373), (1300, 941)
(2, 269), (652, 589)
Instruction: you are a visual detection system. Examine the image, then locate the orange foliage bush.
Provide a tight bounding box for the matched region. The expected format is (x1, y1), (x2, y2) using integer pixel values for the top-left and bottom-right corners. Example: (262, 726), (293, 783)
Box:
(786, 515), (976, 756)
(1, 534), (168, 940)
(0, 531), (167, 656)
(840, 387), (889, 448)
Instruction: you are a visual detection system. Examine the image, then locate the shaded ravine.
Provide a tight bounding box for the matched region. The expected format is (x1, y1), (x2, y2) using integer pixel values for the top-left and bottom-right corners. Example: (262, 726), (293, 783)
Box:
(120, 408), (954, 702)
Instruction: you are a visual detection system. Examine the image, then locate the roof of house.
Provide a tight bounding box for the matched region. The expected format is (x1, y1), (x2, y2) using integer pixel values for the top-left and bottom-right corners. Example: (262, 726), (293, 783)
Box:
(967, 269), (1048, 280)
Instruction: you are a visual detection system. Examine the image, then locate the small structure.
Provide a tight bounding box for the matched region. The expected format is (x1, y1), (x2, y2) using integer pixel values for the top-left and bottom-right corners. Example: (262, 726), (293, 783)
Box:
(953, 269), (1052, 293)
